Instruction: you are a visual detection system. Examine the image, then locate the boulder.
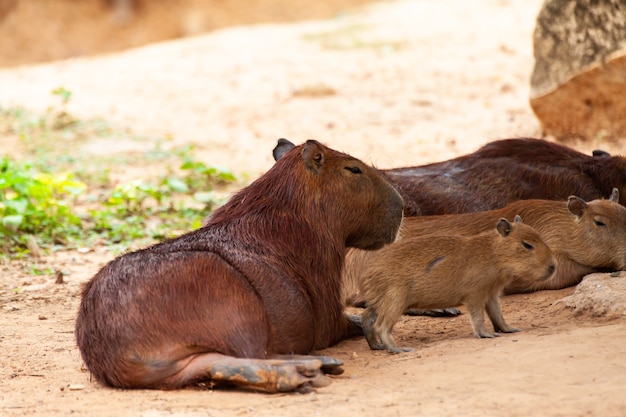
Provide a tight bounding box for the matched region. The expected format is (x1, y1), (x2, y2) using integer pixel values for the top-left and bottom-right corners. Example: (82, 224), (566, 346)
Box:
(561, 272), (626, 318)
(529, 0), (626, 141)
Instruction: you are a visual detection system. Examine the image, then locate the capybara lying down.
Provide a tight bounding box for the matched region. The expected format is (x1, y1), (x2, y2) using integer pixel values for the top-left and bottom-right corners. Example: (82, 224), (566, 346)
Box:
(75, 139), (404, 393)
(357, 217), (555, 353)
(343, 189), (626, 307)
(273, 138), (626, 216)
(383, 138), (626, 215)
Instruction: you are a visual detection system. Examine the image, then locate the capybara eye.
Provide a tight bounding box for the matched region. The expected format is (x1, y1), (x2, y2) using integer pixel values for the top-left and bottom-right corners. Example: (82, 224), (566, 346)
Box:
(345, 166), (362, 174)
(594, 219), (606, 227)
(522, 241), (534, 250)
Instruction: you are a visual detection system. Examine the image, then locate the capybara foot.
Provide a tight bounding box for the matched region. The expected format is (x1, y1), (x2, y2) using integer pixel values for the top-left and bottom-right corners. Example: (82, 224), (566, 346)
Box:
(476, 332), (501, 339)
(272, 355), (344, 376)
(405, 307), (462, 317)
(210, 358), (330, 393)
(494, 325), (521, 333)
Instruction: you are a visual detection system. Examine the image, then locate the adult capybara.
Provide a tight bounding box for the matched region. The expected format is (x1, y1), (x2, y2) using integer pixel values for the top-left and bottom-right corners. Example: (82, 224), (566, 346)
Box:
(358, 216), (555, 353)
(343, 189), (626, 308)
(383, 138), (626, 215)
(75, 139), (404, 393)
(274, 138), (626, 216)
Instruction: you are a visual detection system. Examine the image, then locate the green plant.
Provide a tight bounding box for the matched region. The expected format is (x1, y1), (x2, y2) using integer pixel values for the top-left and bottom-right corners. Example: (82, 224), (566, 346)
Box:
(0, 103), (238, 261)
(0, 157), (86, 253)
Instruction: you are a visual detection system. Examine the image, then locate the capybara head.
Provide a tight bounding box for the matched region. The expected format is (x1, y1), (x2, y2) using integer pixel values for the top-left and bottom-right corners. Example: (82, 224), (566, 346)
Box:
(566, 188), (626, 270)
(495, 215), (556, 282)
(267, 139), (404, 250)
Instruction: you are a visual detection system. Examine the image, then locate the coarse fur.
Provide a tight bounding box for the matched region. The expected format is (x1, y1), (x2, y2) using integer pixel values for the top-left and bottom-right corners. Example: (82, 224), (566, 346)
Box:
(273, 138), (626, 216)
(343, 190), (626, 306)
(75, 139), (404, 392)
(384, 138), (626, 215)
(358, 217), (555, 353)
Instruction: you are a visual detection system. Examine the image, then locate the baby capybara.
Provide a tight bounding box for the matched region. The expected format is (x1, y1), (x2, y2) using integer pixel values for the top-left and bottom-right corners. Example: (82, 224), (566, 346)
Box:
(357, 217), (555, 353)
(273, 138), (626, 216)
(343, 189), (626, 306)
(75, 139), (404, 392)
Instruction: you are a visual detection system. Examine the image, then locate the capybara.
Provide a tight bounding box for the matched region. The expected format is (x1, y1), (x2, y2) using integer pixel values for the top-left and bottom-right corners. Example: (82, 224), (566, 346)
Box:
(357, 217), (555, 353)
(273, 138), (626, 216)
(343, 189), (626, 309)
(383, 138), (626, 215)
(75, 139), (404, 393)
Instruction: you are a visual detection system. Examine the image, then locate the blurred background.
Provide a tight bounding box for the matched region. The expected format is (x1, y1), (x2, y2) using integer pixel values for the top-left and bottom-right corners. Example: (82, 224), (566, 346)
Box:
(0, 0), (379, 67)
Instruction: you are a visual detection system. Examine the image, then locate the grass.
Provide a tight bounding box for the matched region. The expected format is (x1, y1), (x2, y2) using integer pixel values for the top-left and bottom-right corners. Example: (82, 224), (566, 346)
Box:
(0, 88), (238, 260)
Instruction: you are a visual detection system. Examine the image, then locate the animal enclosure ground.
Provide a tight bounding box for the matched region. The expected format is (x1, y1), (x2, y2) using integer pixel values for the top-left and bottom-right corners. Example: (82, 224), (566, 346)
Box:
(1, 0), (625, 416)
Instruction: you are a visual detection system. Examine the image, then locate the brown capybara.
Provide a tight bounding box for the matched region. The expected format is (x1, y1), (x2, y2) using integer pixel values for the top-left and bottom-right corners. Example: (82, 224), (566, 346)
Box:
(383, 138), (626, 215)
(343, 189), (626, 308)
(357, 217), (555, 353)
(273, 138), (626, 216)
(75, 139), (404, 393)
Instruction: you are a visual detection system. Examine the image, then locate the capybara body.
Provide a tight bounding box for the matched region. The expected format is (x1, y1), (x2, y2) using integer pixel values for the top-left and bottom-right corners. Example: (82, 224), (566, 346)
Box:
(358, 218), (555, 353)
(343, 190), (626, 306)
(75, 139), (404, 392)
(273, 138), (626, 216)
(384, 138), (626, 215)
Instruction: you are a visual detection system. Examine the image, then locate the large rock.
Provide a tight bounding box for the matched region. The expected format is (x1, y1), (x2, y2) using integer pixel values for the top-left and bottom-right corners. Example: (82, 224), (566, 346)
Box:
(529, 0), (626, 141)
(561, 272), (626, 318)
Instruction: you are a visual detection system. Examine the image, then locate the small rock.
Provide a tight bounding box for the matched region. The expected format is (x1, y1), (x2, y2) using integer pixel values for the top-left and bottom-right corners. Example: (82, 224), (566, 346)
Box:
(68, 384), (85, 391)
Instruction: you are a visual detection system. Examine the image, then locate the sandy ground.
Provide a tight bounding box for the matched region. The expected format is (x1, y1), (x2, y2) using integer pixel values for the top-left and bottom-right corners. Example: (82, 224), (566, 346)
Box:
(1, 0), (625, 416)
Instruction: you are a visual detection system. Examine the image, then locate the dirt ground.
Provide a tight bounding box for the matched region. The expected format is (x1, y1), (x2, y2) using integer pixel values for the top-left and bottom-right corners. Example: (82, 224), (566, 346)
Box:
(1, 0), (626, 416)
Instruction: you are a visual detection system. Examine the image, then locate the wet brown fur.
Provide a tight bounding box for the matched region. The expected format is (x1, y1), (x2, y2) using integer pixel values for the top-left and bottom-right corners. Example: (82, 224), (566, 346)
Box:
(343, 191), (626, 307)
(358, 218), (555, 353)
(75, 139), (404, 391)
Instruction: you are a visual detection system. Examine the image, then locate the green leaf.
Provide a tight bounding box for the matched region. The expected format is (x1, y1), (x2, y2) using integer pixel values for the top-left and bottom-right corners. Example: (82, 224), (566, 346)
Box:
(3, 198), (28, 214)
(166, 177), (188, 193)
(193, 191), (215, 203)
(2, 214), (23, 232)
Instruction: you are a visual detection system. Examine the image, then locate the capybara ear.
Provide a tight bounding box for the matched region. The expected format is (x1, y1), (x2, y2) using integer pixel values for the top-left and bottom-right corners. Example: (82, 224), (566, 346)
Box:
(302, 140), (325, 174)
(496, 218), (512, 237)
(609, 187), (619, 203)
(567, 196), (588, 217)
(273, 138), (296, 162)
(513, 214), (523, 223)
(592, 149), (611, 158)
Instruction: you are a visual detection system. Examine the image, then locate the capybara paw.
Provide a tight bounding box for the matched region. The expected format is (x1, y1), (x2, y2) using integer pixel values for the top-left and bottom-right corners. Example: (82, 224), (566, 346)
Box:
(498, 326), (521, 333)
(315, 356), (345, 375)
(272, 359), (332, 392)
(366, 340), (387, 351)
(476, 332), (501, 338)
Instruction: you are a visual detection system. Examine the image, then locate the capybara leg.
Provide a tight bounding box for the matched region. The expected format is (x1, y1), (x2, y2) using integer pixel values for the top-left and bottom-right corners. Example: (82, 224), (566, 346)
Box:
(486, 298), (520, 333)
(367, 305), (412, 353)
(404, 307), (462, 317)
(467, 303), (500, 338)
(163, 353), (331, 393)
(378, 327), (413, 354)
(271, 355), (344, 375)
(361, 308), (387, 350)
